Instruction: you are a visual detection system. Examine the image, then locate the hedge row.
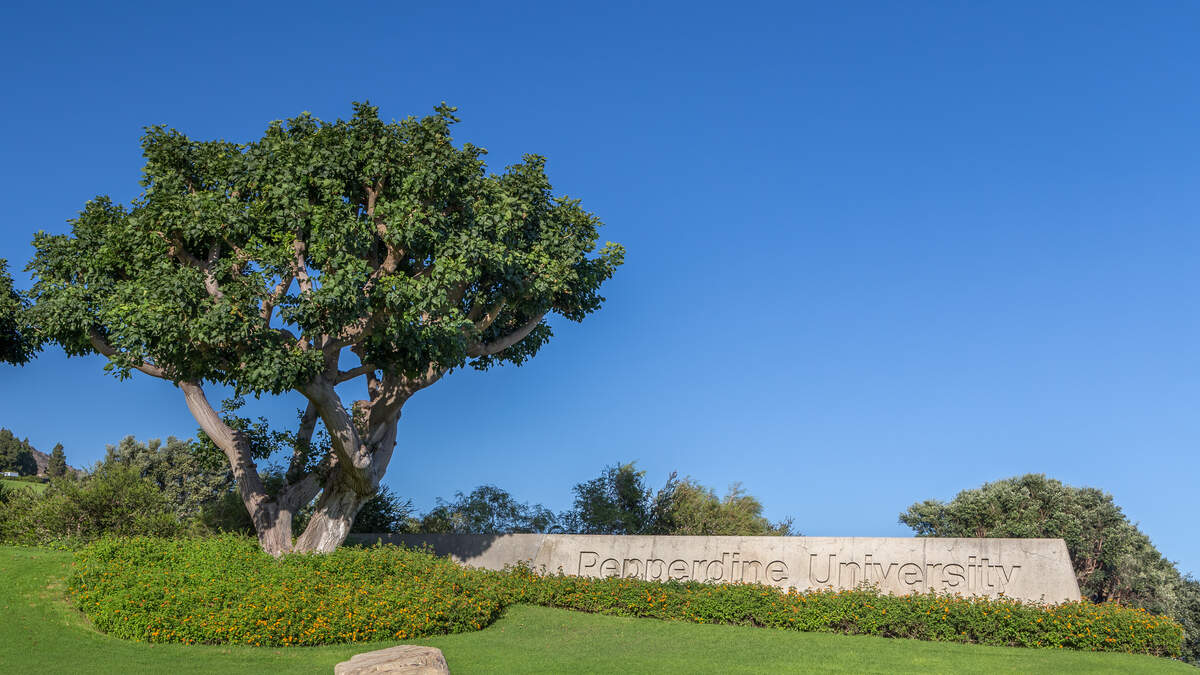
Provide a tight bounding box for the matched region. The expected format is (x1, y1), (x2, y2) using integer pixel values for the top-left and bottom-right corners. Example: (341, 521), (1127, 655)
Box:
(488, 565), (1182, 656)
(68, 536), (1183, 658)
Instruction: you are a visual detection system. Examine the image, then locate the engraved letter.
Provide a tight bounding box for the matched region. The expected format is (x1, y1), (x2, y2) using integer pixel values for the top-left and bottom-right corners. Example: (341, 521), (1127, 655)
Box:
(600, 558), (620, 578)
(871, 562), (897, 582)
(839, 561), (860, 586)
(579, 551), (600, 574)
(924, 563), (942, 586)
(994, 564), (1019, 585)
(622, 558), (643, 579)
(646, 558), (667, 581)
(706, 558), (725, 582)
(669, 559), (690, 581)
(741, 560), (763, 583)
(810, 554), (834, 585)
(766, 560), (788, 583)
(944, 564), (965, 588)
(898, 562), (923, 587)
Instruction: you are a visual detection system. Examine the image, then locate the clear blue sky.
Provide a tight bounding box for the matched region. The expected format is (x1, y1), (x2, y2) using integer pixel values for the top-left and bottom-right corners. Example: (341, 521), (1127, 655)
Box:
(2, 1), (1197, 575)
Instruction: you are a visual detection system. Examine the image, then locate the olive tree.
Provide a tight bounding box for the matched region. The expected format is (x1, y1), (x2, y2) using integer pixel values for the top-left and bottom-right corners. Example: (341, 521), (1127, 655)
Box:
(27, 103), (623, 555)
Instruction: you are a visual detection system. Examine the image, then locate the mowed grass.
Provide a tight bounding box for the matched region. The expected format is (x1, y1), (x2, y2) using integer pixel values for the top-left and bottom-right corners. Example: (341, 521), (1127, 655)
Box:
(0, 478), (47, 493)
(0, 546), (1192, 674)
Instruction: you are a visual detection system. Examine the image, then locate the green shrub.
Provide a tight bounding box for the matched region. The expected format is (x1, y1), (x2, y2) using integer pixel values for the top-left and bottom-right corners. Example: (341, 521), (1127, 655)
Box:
(485, 566), (1182, 657)
(70, 536), (503, 646)
(68, 538), (1184, 658)
(0, 466), (191, 547)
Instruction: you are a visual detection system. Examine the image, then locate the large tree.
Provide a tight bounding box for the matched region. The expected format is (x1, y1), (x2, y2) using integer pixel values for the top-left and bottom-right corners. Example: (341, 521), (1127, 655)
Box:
(27, 103), (623, 555)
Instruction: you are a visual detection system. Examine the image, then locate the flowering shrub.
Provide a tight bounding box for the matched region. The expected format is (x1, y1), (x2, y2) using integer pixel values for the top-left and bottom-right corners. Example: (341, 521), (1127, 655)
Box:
(70, 536), (502, 646)
(69, 537), (1183, 658)
(486, 565), (1183, 657)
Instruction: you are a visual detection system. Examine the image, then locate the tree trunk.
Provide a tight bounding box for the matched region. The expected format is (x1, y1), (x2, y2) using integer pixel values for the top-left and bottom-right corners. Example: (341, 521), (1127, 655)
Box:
(293, 478), (373, 553)
(255, 504), (295, 557)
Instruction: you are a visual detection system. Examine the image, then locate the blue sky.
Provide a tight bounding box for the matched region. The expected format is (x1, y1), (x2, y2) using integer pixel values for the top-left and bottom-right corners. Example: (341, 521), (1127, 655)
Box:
(2, 1), (1198, 575)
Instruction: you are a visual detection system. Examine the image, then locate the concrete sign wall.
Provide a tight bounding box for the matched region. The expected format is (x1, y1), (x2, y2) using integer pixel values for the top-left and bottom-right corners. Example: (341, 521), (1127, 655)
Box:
(349, 534), (1082, 603)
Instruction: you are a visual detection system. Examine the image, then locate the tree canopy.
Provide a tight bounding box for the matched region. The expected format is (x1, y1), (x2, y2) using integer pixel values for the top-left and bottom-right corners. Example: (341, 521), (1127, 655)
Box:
(561, 462), (793, 536)
(657, 479), (794, 536)
(101, 436), (232, 519)
(26, 102), (623, 554)
(46, 444), (68, 479)
(0, 429), (38, 476)
(0, 260), (36, 365)
(419, 484), (558, 534)
(564, 462), (665, 535)
(900, 473), (1199, 662)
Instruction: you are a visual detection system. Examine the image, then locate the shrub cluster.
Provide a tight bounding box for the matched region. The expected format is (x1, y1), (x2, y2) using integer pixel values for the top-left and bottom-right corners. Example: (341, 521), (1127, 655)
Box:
(487, 566), (1182, 657)
(0, 467), (190, 548)
(70, 537), (502, 646)
(68, 538), (1184, 658)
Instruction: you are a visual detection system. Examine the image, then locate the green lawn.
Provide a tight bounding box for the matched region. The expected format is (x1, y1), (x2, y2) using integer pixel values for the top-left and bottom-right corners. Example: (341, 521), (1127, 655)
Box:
(0, 546), (1191, 674)
(0, 478), (47, 493)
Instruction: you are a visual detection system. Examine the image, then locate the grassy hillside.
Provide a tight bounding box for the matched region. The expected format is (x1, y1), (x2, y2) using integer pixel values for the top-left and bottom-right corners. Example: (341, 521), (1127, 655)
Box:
(0, 478), (46, 494)
(0, 546), (1192, 674)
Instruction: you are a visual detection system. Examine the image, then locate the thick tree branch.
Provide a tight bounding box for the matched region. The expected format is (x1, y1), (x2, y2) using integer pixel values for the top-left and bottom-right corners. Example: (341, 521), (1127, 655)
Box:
(88, 328), (169, 379)
(260, 273), (294, 327)
(364, 365), (446, 443)
(365, 179), (404, 277)
(301, 378), (372, 491)
(336, 362), (376, 383)
(279, 473), (322, 514)
(466, 313), (546, 357)
(286, 402), (319, 485)
(166, 235), (225, 300)
(293, 238), (313, 293)
(470, 299), (506, 332)
(179, 381), (283, 542)
(366, 409), (402, 484)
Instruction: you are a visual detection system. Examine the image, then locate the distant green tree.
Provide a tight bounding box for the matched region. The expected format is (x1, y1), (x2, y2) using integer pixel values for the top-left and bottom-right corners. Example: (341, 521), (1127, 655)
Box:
(419, 485), (559, 534)
(0, 429), (38, 476)
(658, 479), (794, 536)
(46, 444), (68, 478)
(563, 462), (792, 536)
(101, 436), (232, 519)
(901, 474), (1198, 663)
(349, 487), (416, 534)
(564, 462), (659, 534)
(0, 259), (37, 365)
